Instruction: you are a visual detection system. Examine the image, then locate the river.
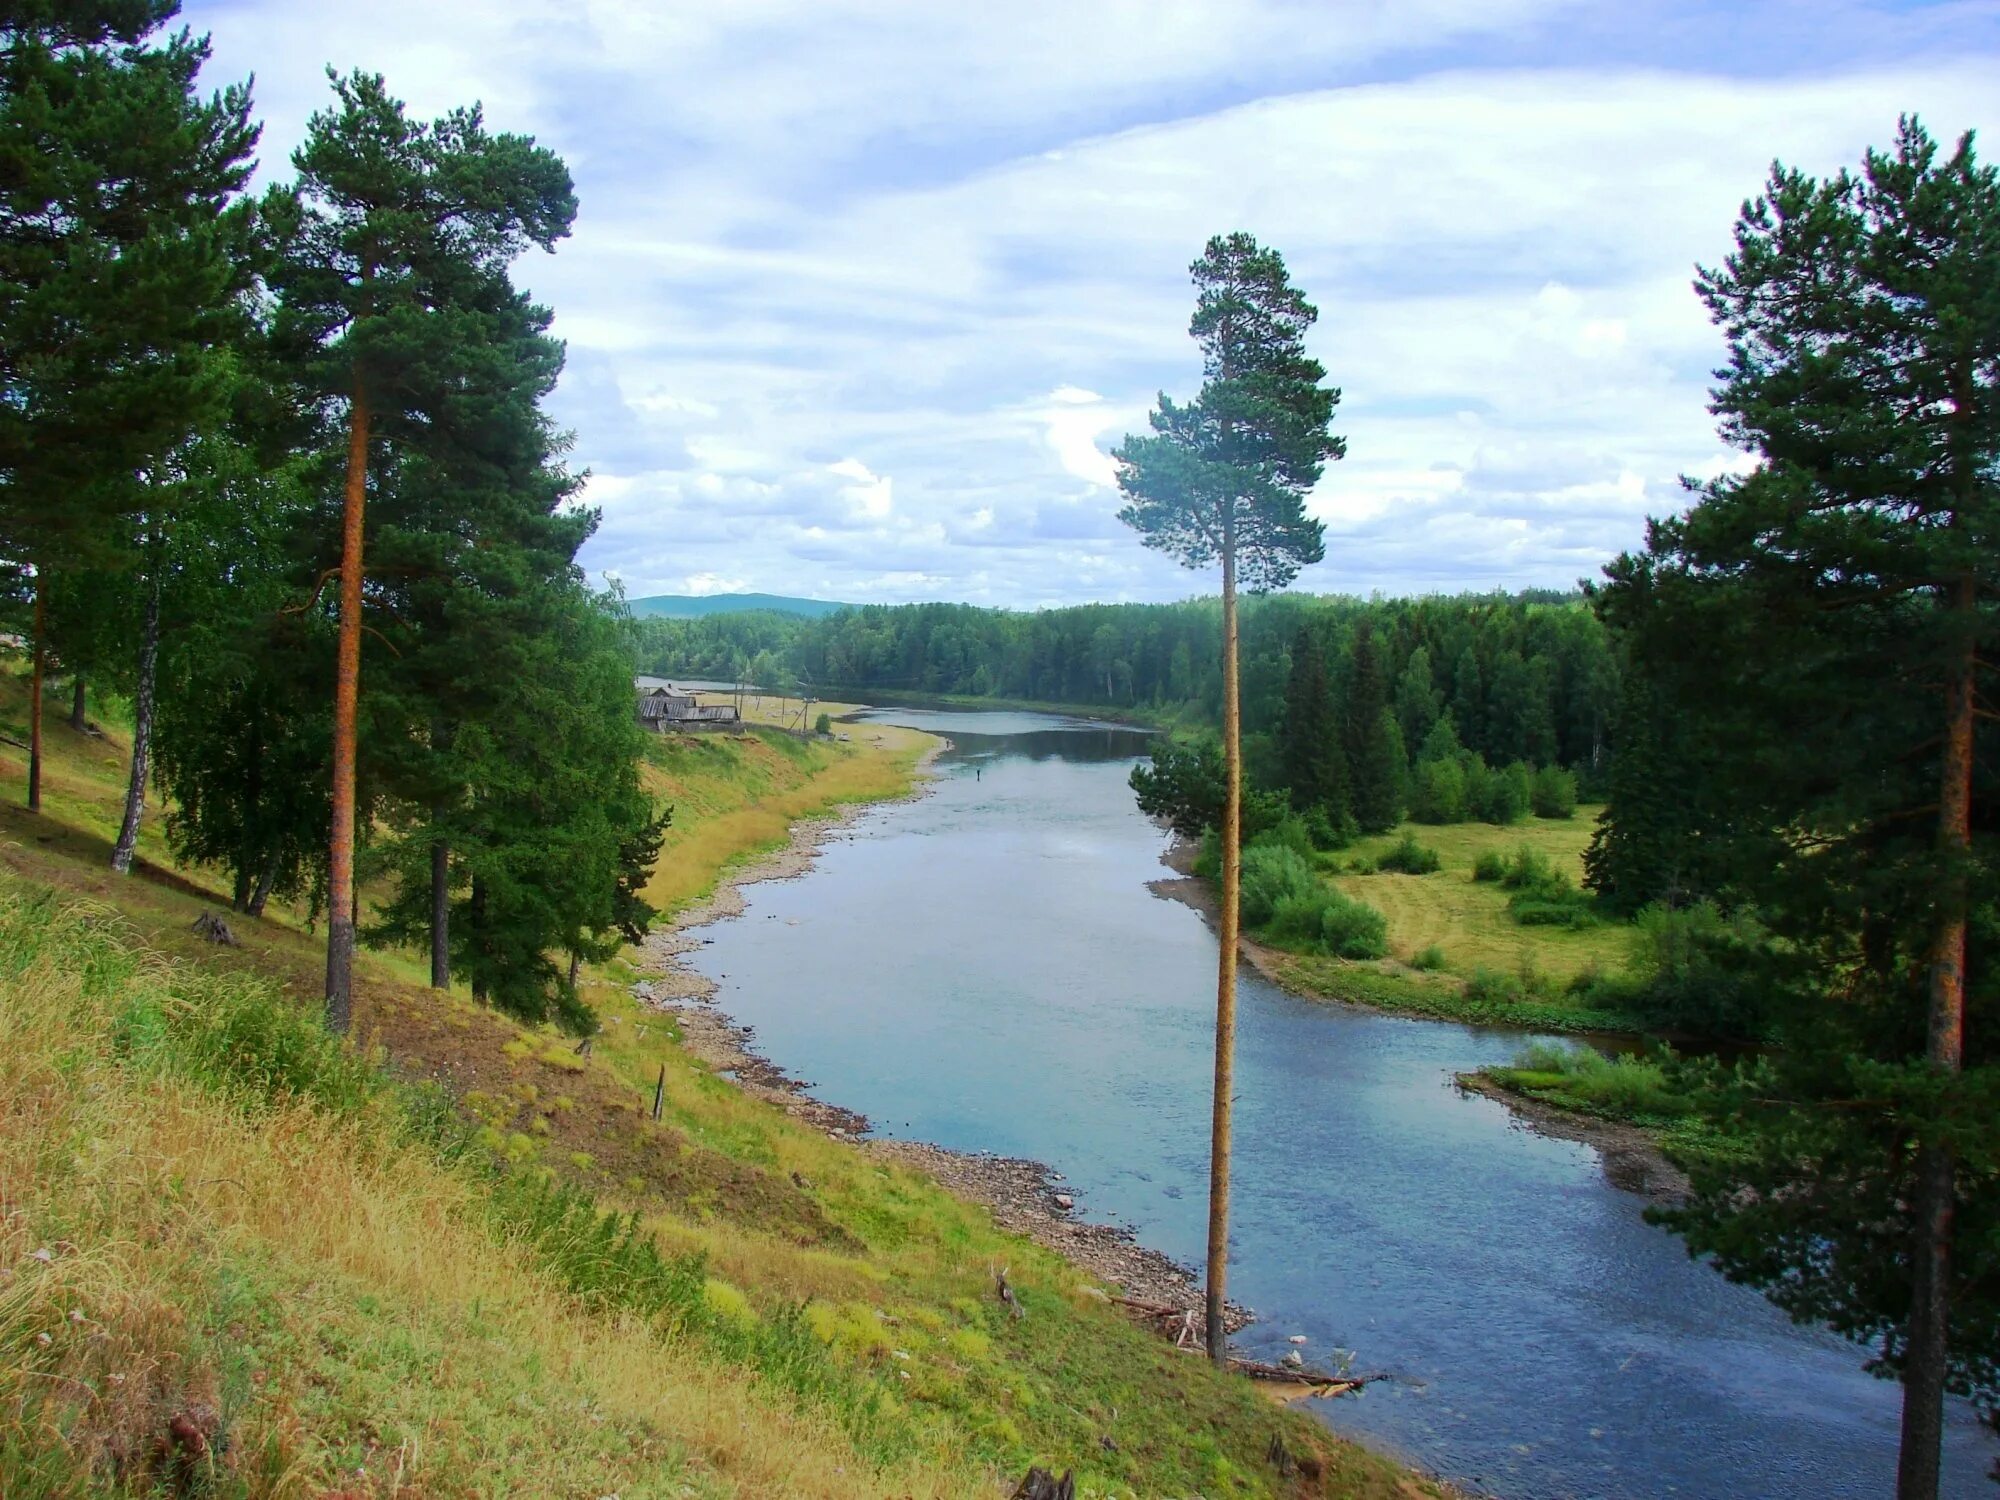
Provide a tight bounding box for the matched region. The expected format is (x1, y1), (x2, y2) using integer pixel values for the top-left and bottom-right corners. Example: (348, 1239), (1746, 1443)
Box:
(685, 706), (1995, 1499)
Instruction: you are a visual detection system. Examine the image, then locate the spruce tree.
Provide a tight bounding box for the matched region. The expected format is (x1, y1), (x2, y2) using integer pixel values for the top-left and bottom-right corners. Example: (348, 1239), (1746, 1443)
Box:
(273, 71), (575, 1032)
(1394, 645), (1443, 749)
(1278, 627), (1346, 819)
(1599, 120), (2000, 1498)
(1344, 621), (1402, 832)
(1114, 233), (1343, 1363)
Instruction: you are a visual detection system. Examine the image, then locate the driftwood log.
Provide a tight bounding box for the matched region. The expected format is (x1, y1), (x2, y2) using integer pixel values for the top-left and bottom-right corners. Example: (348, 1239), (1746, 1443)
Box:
(995, 1266), (1025, 1320)
(1010, 1467), (1074, 1500)
(190, 912), (239, 947)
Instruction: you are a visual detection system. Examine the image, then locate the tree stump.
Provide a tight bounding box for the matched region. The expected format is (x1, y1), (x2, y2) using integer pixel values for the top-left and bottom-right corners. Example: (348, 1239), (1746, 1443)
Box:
(1010, 1467), (1074, 1500)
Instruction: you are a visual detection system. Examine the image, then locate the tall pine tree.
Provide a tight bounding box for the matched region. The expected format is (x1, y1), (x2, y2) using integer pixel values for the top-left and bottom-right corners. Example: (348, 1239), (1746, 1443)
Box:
(1114, 233), (1342, 1363)
(1599, 120), (2000, 1498)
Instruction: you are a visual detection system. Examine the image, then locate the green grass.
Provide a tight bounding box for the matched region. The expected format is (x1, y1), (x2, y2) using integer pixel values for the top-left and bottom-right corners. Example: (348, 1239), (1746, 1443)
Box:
(1472, 1040), (1746, 1168)
(1337, 811), (1625, 976)
(0, 657), (1438, 1499)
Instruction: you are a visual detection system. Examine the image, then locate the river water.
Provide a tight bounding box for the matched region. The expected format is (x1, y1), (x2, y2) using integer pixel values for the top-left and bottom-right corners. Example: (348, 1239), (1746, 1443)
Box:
(686, 707), (1995, 1499)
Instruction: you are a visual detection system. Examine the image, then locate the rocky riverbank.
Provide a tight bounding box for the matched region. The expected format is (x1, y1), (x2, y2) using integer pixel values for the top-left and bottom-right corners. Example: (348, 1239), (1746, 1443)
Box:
(631, 739), (1246, 1332)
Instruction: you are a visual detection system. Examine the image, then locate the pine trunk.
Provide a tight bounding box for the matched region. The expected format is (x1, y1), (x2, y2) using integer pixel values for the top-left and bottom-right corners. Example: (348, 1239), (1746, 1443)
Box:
(69, 677), (85, 731)
(1896, 574), (1974, 1500)
(325, 381), (371, 1035)
(27, 572), (45, 813)
(430, 838), (449, 989)
(111, 549), (161, 875)
(1206, 540), (1241, 1366)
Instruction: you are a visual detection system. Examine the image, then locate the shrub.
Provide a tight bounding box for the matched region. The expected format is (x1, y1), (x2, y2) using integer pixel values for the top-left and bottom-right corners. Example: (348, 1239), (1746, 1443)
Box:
(1471, 850), (1507, 883)
(1376, 831), (1442, 875)
(1410, 757), (1468, 824)
(1462, 967), (1526, 1007)
(1475, 760), (1532, 824)
(1623, 900), (1771, 1040)
(814, 713), (831, 736)
(1501, 1041), (1690, 1120)
(1299, 803), (1354, 851)
(1531, 765), (1578, 819)
(1239, 844), (1320, 926)
(1496, 845), (1598, 927)
(1409, 943), (1447, 971)
(1248, 812), (1317, 862)
(1239, 846), (1388, 958)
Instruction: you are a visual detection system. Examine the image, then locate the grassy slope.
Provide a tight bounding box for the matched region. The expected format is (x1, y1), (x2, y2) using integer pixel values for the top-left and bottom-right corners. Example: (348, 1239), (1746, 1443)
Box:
(0, 666), (1436, 1499)
(1255, 810), (1648, 1034)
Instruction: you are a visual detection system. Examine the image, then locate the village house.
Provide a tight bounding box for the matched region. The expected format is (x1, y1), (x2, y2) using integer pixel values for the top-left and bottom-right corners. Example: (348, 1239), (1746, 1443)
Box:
(635, 683), (741, 732)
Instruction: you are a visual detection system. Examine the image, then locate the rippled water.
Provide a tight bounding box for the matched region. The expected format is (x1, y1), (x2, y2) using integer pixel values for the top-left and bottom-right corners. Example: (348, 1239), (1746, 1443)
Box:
(687, 707), (1995, 1498)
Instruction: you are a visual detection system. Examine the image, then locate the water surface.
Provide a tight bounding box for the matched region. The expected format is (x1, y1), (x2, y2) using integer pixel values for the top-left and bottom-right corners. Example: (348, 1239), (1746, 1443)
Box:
(689, 706), (1995, 1498)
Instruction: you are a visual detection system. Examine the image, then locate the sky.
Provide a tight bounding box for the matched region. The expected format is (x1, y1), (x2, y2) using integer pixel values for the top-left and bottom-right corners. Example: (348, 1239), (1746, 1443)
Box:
(181, 1), (2000, 608)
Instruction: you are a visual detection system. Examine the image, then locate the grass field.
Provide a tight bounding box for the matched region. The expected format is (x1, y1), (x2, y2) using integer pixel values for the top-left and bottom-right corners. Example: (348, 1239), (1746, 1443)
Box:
(0, 661), (1432, 1498)
(1332, 810), (1631, 986)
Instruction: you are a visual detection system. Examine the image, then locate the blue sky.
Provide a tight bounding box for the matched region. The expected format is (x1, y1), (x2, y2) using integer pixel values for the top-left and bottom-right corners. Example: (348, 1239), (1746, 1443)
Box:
(182, 1), (2000, 606)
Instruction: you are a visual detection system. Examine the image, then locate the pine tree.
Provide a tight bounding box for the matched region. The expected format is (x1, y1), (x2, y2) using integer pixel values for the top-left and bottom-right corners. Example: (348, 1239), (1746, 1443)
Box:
(272, 71), (576, 1032)
(1278, 627), (1346, 818)
(1599, 120), (2000, 1499)
(1114, 233), (1343, 1364)
(0, 4), (258, 813)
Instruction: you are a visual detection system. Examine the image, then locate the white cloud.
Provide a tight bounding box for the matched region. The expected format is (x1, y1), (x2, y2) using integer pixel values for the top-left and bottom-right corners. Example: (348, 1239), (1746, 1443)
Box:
(179, 0), (2000, 604)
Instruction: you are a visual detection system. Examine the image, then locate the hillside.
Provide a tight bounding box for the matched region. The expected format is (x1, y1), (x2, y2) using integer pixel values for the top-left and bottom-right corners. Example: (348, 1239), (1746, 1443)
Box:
(627, 592), (853, 620)
(0, 668), (1435, 1499)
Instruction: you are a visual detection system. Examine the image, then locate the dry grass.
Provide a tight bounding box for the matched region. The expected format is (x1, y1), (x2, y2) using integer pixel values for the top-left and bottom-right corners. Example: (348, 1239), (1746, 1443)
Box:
(0, 898), (980, 1498)
(0, 659), (1441, 1498)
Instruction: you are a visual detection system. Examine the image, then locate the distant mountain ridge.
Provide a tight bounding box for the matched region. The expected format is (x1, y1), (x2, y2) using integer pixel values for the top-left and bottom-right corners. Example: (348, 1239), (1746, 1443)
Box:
(625, 592), (851, 620)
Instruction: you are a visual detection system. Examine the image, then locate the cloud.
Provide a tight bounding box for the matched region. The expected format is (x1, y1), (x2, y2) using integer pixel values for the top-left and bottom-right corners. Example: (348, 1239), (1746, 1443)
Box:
(181, 0), (2000, 604)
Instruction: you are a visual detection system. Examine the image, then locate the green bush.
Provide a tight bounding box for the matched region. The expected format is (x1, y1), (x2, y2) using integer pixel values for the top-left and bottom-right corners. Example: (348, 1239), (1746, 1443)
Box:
(1409, 943), (1447, 971)
(1248, 812), (1317, 862)
(1239, 844), (1387, 958)
(814, 713), (831, 736)
(1494, 845), (1599, 927)
(1409, 757), (1468, 824)
(1299, 803), (1355, 851)
(1531, 765), (1578, 819)
(1376, 831), (1442, 875)
(1239, 843), (1320, 925)
(1622, 900), (1771, 1040)
(1471, 850), (1507, 882)
(1470, 758), (1532, 824)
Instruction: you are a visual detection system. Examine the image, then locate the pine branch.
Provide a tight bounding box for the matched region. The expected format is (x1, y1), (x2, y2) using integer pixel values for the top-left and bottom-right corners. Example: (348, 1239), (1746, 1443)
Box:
(279, 567), (340, 616)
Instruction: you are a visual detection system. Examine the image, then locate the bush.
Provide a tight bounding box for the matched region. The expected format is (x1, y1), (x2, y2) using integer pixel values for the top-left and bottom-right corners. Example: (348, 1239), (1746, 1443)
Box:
(1476, 761), (1534, 824)
(814, 713), (831, 736)
(1410, 757), (1468, 824)
(1409, 943), (1447, 971)
(1501, 1042), (1690, 1120)
(1299, 803), (1355, 851)
(1238, 844), (1387, 958)
(1239, 844), (1320, 926)
(1531, 765), (1578, 819)
(1471, 850), (1508, 882)
(1248, 812), (1317, 862)
(1376, 831), (1442, 875)
(1494, 845), (1598, 927)
(1623, 900), (1771, 1039)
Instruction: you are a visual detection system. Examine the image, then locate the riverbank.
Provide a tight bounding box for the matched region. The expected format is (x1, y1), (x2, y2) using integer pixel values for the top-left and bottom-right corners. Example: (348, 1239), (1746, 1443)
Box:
(0, 662), (1436, 1497)
(630, 743), (1252, 1332)
(1152, 835), (1691, 1202)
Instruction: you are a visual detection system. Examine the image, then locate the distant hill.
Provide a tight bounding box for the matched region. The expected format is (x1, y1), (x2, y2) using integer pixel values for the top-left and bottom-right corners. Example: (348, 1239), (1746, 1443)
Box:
(625, 592), (850, 620)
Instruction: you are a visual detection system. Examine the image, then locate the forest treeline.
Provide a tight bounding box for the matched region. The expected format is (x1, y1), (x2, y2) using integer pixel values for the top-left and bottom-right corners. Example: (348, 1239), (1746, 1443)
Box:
(0, 4), (657, 1031)
(636, 588), (1616, 801)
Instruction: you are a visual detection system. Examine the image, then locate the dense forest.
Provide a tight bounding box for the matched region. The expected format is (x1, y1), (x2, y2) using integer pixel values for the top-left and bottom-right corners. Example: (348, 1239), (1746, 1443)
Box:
(0, 5), (655, 1032)
(636, 589), (1616, 795)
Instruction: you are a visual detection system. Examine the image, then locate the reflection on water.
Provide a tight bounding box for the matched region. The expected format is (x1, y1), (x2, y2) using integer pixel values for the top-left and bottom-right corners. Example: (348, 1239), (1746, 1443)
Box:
(691, 708), (1995, 1499)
